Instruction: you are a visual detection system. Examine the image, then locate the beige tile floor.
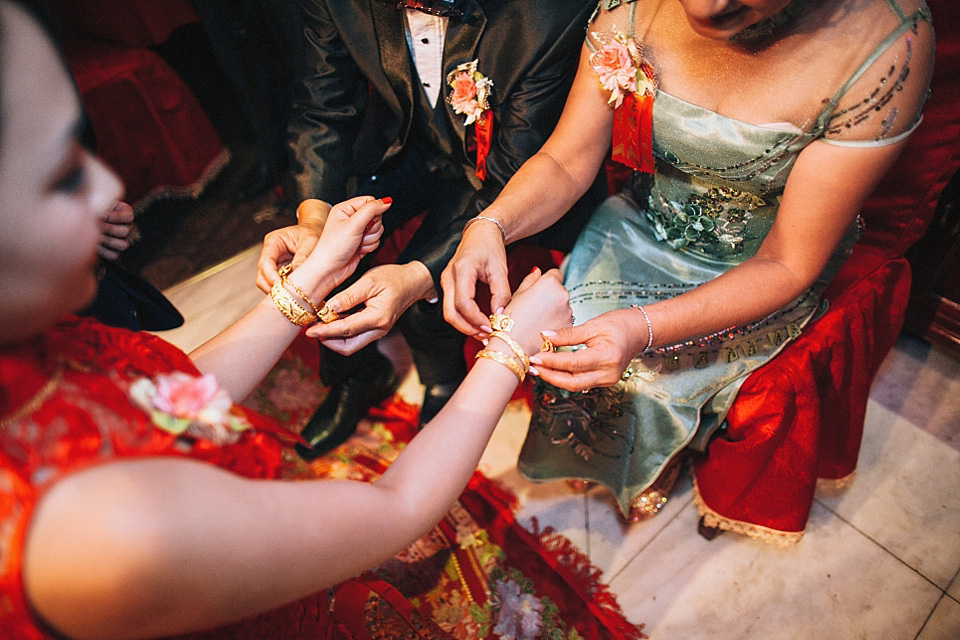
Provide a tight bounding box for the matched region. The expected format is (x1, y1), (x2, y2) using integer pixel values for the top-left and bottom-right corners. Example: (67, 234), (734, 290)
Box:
(157, 245), (960, 640)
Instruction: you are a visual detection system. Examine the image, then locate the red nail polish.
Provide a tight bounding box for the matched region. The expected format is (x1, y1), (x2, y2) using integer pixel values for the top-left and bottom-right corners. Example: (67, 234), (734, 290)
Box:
(380, 196), (393, 204)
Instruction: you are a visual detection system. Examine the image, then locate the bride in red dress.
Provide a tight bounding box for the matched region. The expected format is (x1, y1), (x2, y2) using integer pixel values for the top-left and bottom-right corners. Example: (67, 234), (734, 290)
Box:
(0, 3), (646, 638)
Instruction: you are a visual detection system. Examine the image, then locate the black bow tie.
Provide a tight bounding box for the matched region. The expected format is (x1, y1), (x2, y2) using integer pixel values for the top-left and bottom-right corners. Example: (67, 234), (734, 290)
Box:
(377, 0), (467, 19)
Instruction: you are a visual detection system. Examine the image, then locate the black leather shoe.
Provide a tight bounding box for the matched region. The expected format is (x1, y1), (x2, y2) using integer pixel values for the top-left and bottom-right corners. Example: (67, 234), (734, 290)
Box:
(418, 380), (462, 429)
(296, 358), (399, 460)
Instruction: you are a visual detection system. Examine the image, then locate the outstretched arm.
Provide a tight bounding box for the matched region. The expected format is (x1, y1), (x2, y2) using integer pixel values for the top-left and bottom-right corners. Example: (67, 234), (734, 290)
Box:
(23, 269), (572, 640)
(531, 136), (911, 390)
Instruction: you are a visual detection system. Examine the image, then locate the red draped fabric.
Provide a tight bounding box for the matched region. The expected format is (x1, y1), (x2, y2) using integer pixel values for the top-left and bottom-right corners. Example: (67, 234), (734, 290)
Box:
(45, 0), (199, 47)
(48, 1), (229, 212)
(63, 38), (229, 211)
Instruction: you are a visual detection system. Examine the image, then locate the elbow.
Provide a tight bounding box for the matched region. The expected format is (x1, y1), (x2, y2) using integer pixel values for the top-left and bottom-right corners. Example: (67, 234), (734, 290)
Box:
(23, 479), (179, 639)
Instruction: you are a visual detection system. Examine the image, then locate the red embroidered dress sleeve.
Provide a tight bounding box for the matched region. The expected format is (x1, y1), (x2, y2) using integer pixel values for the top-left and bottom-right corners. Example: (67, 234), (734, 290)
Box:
(0, 317), (285, 638)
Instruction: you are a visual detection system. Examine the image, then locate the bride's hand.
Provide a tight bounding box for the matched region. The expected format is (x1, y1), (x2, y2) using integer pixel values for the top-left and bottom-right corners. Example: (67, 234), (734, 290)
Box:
(498, 268), (572, 358)
(294, 196), (390, 294)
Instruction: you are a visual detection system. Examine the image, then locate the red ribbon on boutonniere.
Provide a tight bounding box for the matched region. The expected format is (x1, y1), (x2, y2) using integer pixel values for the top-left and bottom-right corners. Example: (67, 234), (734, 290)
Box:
(447, 59), (494, 181)
(590, 33), (657, 174)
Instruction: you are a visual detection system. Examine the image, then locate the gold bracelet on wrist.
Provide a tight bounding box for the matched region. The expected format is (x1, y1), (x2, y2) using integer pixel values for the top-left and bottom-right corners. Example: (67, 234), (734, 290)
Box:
(271, 280), (318, 326)
(475, 348), (525, 383)
(489, 330), (529, 370)
(278, 264), (322, 315)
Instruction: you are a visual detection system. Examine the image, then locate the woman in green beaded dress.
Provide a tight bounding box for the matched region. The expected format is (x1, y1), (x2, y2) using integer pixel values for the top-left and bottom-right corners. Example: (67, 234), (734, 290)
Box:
(440, 0), (935, 540)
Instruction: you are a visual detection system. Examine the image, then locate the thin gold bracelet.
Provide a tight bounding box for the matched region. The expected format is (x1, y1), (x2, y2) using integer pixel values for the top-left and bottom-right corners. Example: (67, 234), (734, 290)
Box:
(489, 330), (529, 370)
(278, 264), (323, 315)
(271, 280), (317, 326)
(475, 348), (525, 383)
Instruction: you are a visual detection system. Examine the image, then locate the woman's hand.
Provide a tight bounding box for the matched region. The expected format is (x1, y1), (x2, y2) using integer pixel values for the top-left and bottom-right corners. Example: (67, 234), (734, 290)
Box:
(292, 196), (389, 298)
(441, 218), (511, 337)
(498, 268), (572, 358)
(529, 307), (649, 390)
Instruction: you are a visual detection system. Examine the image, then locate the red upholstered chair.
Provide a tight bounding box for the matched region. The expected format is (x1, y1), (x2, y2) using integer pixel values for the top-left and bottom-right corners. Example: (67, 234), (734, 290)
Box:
(51, 1), (229, 211)
(693, 0), (960, 544)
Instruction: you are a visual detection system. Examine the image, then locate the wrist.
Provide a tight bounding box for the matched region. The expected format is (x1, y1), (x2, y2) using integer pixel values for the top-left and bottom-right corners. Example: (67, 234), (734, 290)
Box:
(405, 261), (438, 302)
(463, 215), (506, 244)
(296, 199), (332, 227)
(629, 304), (655, 353)
(282, 264), (336, 313)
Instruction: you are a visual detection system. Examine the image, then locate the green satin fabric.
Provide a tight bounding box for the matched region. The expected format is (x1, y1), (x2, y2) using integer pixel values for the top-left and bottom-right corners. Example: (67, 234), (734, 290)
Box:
(518, 90), (859, 515)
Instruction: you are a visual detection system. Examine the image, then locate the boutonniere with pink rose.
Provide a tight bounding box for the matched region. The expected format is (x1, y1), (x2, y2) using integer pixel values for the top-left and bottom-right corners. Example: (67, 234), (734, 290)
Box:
(130, 371), (251, 445)
(590, 32), (657, 174)
(447, 59), (494, 181)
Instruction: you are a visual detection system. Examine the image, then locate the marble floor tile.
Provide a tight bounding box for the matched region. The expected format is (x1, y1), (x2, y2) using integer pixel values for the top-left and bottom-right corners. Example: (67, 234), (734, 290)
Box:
(871, 335), (960, 451)
(608, 501), (942, 640)
(157, 245), (262, 352)
(817, 401), (960, 589)
(584, 472), (694, 579)
(948, 572), (960, 602)
(917, 595), (960, 640)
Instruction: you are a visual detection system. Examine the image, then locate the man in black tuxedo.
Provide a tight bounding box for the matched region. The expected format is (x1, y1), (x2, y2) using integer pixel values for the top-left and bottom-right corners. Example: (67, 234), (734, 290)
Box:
(258, 0), (605, 458)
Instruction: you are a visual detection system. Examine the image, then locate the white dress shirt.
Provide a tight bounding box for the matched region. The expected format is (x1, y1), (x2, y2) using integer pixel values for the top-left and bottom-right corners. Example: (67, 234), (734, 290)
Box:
(403, 10), (448, 108)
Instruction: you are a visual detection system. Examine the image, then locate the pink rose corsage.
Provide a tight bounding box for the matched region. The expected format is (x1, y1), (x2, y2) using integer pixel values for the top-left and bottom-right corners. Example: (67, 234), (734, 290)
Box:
(130, 371), (251, 445)
(447, 59), (494, 180)
(590, 33), (657, 173)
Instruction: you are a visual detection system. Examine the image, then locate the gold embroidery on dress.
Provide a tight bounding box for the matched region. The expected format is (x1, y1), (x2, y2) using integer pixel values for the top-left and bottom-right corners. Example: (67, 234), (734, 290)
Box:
(0, 361), (63, 431)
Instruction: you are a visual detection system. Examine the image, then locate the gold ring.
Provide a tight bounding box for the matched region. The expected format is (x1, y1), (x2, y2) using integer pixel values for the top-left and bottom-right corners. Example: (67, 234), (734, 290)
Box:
(318, 304), (340, 324)
(540, 335), (555, 352)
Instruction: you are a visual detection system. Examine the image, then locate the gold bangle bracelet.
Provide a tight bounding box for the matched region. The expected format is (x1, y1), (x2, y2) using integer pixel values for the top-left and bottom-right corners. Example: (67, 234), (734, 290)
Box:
(271, 280), (317, 326)
(489, 330), (529, 370)
(278, 264), (323, 315)
(475, 348), (525, 383)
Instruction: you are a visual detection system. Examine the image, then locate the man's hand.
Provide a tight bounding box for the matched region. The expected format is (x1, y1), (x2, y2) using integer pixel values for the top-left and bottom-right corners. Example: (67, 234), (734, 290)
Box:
(306, 262), (435, 355)
(98, 201), (134, 261)
(440, 219), (511, 337)
(256, 199), (331, 293)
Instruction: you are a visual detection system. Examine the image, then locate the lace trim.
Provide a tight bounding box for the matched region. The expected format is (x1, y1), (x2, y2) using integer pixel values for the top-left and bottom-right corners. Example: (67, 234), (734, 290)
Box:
(130, 149), (231, 215)
(692, 479), (804, 548)
(816, 471), (856, 494)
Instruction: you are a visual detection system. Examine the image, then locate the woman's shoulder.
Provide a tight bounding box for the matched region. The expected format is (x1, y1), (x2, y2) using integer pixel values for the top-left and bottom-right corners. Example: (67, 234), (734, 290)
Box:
(818, 0), (935, 144)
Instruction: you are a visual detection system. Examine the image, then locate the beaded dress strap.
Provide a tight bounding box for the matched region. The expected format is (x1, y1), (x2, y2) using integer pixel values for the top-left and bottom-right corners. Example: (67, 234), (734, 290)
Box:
(586, 0), (640, 52)
(812, 0), (932, 133)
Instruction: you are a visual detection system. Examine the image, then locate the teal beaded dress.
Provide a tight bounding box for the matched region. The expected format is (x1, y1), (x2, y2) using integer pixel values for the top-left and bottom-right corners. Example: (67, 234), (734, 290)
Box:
(519, 0), (932, 518)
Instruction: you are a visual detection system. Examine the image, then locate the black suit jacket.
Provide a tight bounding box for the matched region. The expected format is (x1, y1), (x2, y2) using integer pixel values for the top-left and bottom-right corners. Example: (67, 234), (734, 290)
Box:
(289, 0), (605, 287)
